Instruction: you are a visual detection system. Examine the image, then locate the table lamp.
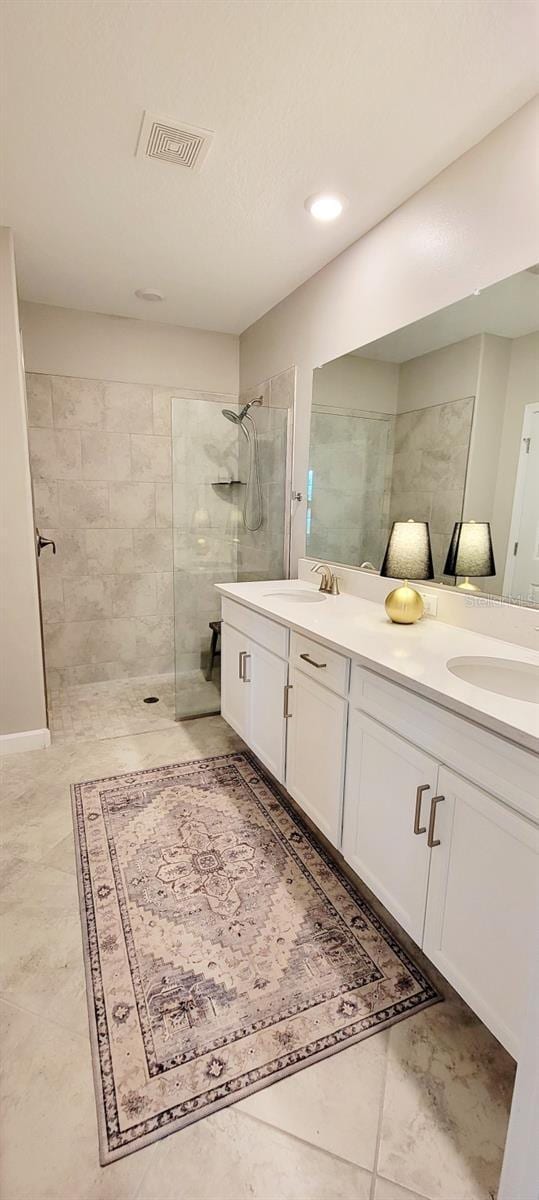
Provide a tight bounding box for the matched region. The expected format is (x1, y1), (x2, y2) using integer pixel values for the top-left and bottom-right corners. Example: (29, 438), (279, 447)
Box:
(443, 520), (495, 591)
(380, 519), (434, 624)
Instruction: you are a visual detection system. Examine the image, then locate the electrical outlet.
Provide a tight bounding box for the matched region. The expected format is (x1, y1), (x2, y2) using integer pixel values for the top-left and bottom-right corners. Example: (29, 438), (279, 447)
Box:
(418, 590), (438, 617)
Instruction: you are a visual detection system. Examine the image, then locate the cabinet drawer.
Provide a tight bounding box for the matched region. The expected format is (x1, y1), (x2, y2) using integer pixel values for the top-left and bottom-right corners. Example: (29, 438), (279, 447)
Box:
(290, 630), (349, 695)
(221, 597), (288, 659)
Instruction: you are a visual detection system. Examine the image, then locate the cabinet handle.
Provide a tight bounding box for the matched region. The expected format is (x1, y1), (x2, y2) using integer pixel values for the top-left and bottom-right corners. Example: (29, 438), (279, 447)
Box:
(283, 684), (293, 717)
(299, 652), (327, 669)
(427, 794), (445, 848)
(243, 653), (251, 683)
(238, 651), (246, 680)
(413, 784), (429, 835)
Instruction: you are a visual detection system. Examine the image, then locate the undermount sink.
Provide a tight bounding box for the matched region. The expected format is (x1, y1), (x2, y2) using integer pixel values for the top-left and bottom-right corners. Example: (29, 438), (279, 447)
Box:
(264, 589), (327, 604)
(447, 656), (539, 703)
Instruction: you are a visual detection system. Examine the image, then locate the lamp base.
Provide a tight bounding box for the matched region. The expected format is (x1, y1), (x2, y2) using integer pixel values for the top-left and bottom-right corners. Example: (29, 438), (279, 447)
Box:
(385, 582), (424, 624)
(456, 577), (480, 592)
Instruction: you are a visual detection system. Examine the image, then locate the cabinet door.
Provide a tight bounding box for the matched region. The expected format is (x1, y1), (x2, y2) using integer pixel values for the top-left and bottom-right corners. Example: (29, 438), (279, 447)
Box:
(285, 665), (347, 847)
(247, 640), (288, 784)
(424, 767), (539, 1057)
(220, 622), (250, 740)
(342, 709), (438, 944)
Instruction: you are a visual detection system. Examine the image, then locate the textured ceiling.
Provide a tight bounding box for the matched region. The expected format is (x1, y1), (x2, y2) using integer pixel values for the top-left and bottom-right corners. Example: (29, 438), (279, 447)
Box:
(1, 0), (538, 334)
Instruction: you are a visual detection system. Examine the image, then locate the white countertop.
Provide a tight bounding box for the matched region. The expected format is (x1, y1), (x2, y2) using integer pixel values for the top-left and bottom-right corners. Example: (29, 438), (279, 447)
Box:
(216, 579), (539, 753)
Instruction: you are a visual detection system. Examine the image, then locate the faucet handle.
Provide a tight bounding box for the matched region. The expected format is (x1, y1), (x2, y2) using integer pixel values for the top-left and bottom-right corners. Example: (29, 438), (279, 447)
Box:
(310, 562), (333, 593)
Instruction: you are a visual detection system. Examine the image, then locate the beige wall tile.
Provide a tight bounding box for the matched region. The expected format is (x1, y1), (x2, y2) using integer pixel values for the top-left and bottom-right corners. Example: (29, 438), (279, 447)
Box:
(270, 366), (295, 409)
(111, 573), (157, 617)
(37, 530), (87, 579)
(109, 482), (155, 528)
(81, 431), (131, 480)
(133, 529), (173, 572)
(131, 434), (171, 481)
(103, 382), (153, 433)
(152, 389), (173, 435)
(44, 617), (136, 667)
(135, 613), (174, 657)
(155, 571), (173, 615)
(63, 576), (113, 621)
(39, 575), (64, 624)
(29, 428), (82, 480)
(85, 529), (135, 575)
(58, 481), (109, 528)
(33, 479), (59, 526)
(52, 376), (105, 429)
(155, 482), (172, 527)
(26, 373), (53, 427)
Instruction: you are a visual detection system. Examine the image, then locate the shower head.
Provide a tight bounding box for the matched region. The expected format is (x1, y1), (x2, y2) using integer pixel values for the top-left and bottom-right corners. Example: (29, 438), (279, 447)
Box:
(221, 396), (263, 426)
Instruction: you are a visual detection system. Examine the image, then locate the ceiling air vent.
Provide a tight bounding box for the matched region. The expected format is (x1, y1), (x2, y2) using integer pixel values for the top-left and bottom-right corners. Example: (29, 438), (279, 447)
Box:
(136, 111), (213, 172)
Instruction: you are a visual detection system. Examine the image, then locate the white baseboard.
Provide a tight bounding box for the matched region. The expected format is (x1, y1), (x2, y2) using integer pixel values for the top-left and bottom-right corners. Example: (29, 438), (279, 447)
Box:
(0, 727), (51, 755)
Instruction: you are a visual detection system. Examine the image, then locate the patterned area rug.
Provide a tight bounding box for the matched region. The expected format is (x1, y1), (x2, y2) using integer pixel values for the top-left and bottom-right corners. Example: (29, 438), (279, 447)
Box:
(72, 752), (439, 1163)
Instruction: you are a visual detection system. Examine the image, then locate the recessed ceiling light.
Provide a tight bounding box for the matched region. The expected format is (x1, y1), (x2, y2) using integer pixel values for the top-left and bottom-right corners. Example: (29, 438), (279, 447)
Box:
(305, 192), (347, 222)
(135, 288), (164, 301)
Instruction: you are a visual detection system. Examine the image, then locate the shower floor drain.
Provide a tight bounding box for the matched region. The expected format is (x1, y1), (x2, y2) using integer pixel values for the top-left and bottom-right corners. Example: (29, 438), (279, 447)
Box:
(143, 696), (159, 704)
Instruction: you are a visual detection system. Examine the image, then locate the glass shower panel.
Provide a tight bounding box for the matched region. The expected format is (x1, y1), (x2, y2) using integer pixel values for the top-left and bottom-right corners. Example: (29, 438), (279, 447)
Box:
(172, 396), (241, 719)
(172, 397), (291, 720)
(237, 405), (290, 582)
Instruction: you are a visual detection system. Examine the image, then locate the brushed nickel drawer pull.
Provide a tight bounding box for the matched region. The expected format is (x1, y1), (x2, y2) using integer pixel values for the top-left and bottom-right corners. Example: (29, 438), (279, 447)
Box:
(243, 653), (251, 683)
(427, 794), (445, 848)
(238, 650), (246, 680)
(283, 683), (293, 717)
(414, 784), (429, 835)
(299, 652), (327, 669)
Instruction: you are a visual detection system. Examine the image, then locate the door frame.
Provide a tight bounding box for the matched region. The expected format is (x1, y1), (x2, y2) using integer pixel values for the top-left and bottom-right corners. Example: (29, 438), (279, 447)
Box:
(502, 400), (539, 597)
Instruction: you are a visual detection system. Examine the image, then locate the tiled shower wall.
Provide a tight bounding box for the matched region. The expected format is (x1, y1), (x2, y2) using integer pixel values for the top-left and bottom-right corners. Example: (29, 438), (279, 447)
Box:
(307, 409), (393, 567)
(27, 372), (176, 688)
(389, 396), (474, 577)
(307, 395), (474, 577)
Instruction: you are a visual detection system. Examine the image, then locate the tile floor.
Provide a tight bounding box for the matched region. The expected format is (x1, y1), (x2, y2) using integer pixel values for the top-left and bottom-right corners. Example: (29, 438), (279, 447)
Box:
(0, 717), (515, 1200)
(47, 671), (220, 743)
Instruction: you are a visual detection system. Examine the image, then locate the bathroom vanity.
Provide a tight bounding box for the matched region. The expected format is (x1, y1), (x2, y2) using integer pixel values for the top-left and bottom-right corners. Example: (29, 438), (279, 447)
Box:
(217, 578), (539, 1061)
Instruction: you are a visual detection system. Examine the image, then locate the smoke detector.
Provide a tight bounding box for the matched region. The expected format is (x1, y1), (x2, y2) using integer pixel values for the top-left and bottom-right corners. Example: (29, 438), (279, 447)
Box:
(136, 111), (213, 172)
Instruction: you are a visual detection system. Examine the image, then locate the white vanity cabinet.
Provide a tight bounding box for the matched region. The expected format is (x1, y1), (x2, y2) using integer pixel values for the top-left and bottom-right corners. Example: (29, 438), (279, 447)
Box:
(285, 664), (347, 846)
(423, 768), (539, 1057)
(342, 710), (439, 944)
(219, 589), (539, 1056)
(221, 600), (289, 784)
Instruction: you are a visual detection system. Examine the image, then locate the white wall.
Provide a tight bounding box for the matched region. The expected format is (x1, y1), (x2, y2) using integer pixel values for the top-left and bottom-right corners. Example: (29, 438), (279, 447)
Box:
(20, 302), (239, 394)
(0, 229), (48, 743)
(397, 336), (480, 413)
(240, 98), (539, 569)
(312, 354), (398, 413)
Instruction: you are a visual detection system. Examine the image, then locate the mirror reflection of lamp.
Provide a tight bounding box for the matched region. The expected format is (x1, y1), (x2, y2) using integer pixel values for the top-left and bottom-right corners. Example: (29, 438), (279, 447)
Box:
(443, 520), (495, 591)
(380, 519), (434, 624)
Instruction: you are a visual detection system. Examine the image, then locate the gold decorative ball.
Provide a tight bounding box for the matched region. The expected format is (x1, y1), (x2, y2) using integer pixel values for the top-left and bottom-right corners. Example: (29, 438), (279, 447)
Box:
(384, 584), (424, 625)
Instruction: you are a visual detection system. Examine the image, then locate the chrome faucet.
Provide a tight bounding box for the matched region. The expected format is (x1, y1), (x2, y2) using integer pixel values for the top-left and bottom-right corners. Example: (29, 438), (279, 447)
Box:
(311, 562), (340, 595)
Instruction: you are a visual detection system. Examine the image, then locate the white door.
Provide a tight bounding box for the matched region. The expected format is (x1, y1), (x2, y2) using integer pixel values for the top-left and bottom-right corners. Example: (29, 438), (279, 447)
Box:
(423, 767), (539, 1058)
(247, 640), (288, 783)
(221, 622), (250, 740)
(503, 403), (539, 603)
(285, 665), (347, 847)
(342, 709), (438, 944)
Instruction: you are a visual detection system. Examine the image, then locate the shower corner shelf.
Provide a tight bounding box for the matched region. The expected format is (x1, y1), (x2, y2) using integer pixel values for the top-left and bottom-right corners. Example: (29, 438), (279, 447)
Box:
(211, 480), (246, 486)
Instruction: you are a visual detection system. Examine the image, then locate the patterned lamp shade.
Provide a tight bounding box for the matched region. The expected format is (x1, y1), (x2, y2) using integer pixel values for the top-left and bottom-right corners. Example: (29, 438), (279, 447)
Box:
(443, 521), (495, 578)
(380, 519), (434, 581)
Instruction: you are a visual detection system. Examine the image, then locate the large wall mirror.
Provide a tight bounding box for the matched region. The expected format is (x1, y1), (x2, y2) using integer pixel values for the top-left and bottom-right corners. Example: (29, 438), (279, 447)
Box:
(307, 266), (539, 605)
